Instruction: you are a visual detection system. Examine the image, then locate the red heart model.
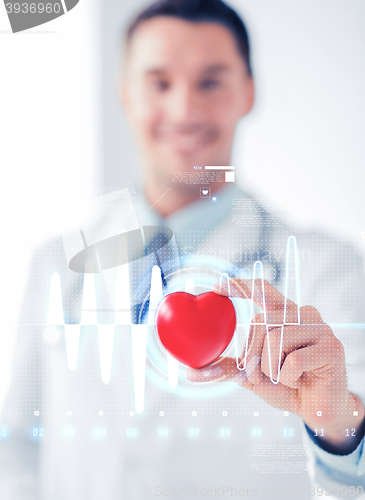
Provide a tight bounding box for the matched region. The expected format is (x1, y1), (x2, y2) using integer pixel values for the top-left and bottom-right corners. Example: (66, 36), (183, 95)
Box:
(155, 291), (236, 369)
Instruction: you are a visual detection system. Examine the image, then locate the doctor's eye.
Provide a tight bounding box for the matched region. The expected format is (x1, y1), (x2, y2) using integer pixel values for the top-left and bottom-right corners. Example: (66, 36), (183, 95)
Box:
(150, 79), (170, 92)
(199, 79), (221, 91)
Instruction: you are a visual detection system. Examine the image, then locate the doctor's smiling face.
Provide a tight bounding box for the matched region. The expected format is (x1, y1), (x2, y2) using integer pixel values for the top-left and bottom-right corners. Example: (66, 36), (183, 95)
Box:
(121, 16), (254, 210)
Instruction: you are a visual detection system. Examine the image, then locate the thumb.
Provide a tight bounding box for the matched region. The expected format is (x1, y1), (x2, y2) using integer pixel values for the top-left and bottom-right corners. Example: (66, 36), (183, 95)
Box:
(186, 357), (252, 388)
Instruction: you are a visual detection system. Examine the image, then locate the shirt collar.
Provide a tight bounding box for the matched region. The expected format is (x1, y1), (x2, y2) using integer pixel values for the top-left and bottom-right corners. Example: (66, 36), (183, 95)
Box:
(133, 183), (247, 234)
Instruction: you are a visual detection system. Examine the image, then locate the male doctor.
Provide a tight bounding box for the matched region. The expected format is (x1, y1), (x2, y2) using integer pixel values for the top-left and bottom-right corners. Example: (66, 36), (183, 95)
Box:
(1, 0), (365, 498)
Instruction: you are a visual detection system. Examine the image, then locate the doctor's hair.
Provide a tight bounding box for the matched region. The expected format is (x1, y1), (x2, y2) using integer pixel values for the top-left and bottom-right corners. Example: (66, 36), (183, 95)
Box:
(124, 0), (252, 75)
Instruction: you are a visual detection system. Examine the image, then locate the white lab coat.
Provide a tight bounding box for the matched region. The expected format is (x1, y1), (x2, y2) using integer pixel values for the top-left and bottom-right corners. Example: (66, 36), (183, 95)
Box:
(1, 186), (365, 499)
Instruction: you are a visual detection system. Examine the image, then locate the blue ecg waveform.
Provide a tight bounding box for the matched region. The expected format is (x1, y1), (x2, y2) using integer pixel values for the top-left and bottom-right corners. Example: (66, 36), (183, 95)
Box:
(44, 236), (364, 412)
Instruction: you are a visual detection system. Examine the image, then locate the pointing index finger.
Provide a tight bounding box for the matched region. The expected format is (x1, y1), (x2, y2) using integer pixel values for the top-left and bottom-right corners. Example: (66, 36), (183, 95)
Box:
(213, 278), (297, 313)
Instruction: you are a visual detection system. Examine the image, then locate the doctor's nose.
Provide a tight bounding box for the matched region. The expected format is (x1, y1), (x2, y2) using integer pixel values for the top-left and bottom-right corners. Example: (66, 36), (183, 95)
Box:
(165, 83), (204, 124)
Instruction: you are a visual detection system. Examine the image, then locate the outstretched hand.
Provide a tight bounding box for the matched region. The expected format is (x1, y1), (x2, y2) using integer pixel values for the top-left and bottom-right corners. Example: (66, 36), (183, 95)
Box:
(186, 279), (364, 452)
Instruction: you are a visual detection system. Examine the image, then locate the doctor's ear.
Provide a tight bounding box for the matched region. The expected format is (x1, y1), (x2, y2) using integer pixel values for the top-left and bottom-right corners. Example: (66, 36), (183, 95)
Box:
(240, 75), (255, 117)
(118, 78), (130, 111)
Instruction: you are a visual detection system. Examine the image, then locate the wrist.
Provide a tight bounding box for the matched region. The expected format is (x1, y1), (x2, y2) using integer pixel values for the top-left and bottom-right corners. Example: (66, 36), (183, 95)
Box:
(305, 394), (365, 455)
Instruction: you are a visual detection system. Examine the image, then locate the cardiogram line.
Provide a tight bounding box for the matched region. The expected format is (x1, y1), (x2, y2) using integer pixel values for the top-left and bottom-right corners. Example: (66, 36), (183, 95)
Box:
(235, 236), (300, 385)
(36, 234), (364, 411)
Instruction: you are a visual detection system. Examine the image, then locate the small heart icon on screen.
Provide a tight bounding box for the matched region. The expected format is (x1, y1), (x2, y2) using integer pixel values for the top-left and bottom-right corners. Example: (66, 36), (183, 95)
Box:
(202, 190), (208, 195)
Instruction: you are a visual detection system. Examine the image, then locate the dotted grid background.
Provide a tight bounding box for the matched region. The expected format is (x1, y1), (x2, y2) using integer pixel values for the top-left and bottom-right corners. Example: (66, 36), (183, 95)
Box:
(4, 227), (365, 417)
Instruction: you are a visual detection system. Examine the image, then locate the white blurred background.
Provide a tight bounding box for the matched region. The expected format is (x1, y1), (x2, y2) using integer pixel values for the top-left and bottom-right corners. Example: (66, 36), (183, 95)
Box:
(0, 0), (364, 409)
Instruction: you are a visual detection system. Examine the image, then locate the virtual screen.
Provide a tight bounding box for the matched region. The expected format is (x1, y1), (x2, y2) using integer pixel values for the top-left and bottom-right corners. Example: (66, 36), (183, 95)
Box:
(1, 1), (365, 499)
